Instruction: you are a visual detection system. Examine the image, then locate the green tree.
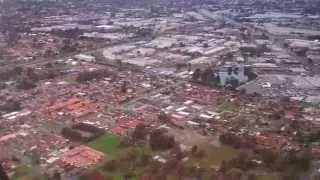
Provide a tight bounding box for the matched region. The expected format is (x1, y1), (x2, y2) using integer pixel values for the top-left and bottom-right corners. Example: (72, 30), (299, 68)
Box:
(132, 124), (149, 140)
(247, 173), (258, 180)
(229, 77), (239, 90)
(52, 171), (61, 180)
(104, 160), (116, 171)
(16, 76), (36, 90)
(158, 111), (169, 123)
(201, 67), (214, 85)
(192, 68), (201, 82)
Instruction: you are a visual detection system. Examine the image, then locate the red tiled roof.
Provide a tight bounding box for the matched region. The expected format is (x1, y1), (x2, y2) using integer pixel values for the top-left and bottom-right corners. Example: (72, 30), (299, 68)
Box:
(111, 127), (125, 135)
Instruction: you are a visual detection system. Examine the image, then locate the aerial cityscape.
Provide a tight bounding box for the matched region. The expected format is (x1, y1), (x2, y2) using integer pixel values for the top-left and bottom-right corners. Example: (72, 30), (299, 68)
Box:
(0, 0), (320, 179)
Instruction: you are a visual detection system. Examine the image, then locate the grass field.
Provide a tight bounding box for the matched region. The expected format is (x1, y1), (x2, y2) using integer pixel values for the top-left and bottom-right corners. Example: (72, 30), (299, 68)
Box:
(86, 147), (150, 180)
(87, 134), (123, 156)
(250, 170), (280, 180)
(12, 166), (44, 180)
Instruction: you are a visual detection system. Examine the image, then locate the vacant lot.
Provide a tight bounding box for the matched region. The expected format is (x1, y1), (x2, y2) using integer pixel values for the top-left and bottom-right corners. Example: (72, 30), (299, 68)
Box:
(168, 128), (214, 147)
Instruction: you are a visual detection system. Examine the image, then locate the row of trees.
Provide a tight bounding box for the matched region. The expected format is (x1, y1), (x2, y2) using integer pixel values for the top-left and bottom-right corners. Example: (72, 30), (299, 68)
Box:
(191, 66), (257, 90)
(219, 147), (312, 180)
(61, 123), (105, 142)
(52, 28), (82, 39)
(0, 100), (21, 114)
(0, 65), (60, 90)
(0, 66), (23, 81)
(0, 13), (21, 46)
(192, 68), (242, 90)
(76, 68), (114, 83)
(253, 147), (312, 173)
(219, 131), (312, 179)
(16, 66), (59, 90)
(150, 128), (175, 151)
(219, 132), (256, 149)
(131, 123), (149, 141)
(192, 67), (221, 87)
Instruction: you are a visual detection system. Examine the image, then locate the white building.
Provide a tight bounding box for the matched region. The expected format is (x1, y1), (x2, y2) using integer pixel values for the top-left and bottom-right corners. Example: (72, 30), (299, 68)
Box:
(74, 54), (96, 62)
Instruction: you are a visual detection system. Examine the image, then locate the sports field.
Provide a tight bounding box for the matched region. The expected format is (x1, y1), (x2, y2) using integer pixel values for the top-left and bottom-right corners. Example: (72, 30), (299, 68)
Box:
(87, 134), (123, 156)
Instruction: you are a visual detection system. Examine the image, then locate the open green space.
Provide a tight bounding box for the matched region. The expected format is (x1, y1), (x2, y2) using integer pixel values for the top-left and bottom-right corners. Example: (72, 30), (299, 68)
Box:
(111, 172), (125, 180)
(192, 145), (244, 167)
(83, 141), (282, 180)
(101, 170), (140, 180)
(250, 170), (280, 180)
(302, 101), (320, 108)
(12, 165), (45, 180)
(87, 134), (123, 156)
(218, 101), (239, 112)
